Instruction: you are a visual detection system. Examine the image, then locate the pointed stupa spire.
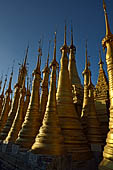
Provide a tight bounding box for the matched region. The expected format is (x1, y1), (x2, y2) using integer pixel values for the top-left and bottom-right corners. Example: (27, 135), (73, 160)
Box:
(103, 0), (112, 37)
(1, 75), (7, 97)
(5, 78), (26, 143)
(68, 24), (83, 117)
(85, 40), (88, 70)
(31, 32), (65, 155)
(34, 40), (42, 74)
(0, 69), (13, 133)
(23, 44), (29, 68)
(64, 22), (67, 46)
(98, 48), (103, 66)
(16, 43), (42, 150)
(60, 23), (69, 52)
(71, 23), (73, 46)
(39, 41), (50, 123)
(56, 29), (91, 160)
(0, 75), (7, 117)
(0, 74), (3, 92)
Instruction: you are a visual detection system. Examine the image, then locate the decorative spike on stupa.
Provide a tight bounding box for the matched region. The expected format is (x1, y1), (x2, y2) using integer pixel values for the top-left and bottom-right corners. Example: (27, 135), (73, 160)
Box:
(60, 22), (69, 53)
(5, 78), (26, 143)
(0, 74), (3, 92)
(99, 1), (113, 169)
(23, 44), (29, 68)
(39, 41), (50, 123)
(0, 75), (7, 117)
(1, 75), (7, 97)
(103, 0), (112, 37)
(56, 26), (91, 161)
(68, 24), (83, 117)
(16, 43), (42, 150)
(0, 69), (13, 133)
(31, 32), (65, 155)
(0, 52), (27, 141)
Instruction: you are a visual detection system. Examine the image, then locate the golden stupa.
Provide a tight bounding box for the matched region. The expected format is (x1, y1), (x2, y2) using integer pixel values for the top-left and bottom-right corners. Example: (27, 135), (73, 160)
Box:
(56, 24), (91, 161)
(94, 49), (109, 142)
(68, 26), (83, 117)
(16, 43), (42, 150)
(31, 32), (65, 156)
(87, 66), (103, 145)
(0, 48), (27, 141)
(0, 70), (13, 133)
(5, 78), (26, 143)
(99, 0), (113, 169)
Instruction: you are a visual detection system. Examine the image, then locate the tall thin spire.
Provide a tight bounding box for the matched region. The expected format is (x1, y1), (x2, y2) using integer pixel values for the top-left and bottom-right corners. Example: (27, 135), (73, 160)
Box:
(23, 44), (29, 68)
(64, 22), (67, 46)
(103, 0), (112, 37)
(1, 75), (7, 97)
(54, 32), (56, 60)
(99, 48), (103, 65)
(85, 40), (88, 70)
(71, 23), (73, 46)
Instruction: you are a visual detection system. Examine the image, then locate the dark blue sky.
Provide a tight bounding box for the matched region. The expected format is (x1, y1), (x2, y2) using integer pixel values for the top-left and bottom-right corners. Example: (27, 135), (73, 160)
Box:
(0, 0), (113, 89)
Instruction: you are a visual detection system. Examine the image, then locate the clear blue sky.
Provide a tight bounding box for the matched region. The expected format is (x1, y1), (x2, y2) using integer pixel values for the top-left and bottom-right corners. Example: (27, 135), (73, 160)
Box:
(0, 0), (113, 90)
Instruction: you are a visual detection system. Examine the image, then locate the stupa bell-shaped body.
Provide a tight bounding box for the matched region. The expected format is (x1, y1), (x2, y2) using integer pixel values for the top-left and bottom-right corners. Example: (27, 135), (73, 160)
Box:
(56, 25), (91, 160)
(68, 26), (83, 117)
(0, 48), (28, 141)
(94, 50), (109, 142)
(16, 46), (41, 150)
(31, 33), (65, 155)
(87, 69), (103, 145)
(5, 79), (26, 143)
(0, 71), (13, 133)
(99, 1), (113, 169)
(40, 53), (50, 123)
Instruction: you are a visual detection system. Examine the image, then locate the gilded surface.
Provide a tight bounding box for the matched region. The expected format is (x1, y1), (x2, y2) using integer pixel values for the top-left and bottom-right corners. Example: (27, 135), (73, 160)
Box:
(56, 25), (91, 160)
(0, 48), (28, 141)
(16, 46), (41, 150)
(5, 80), (26, 143)
(31, 33), (65, 155)
(99, 0), (113, 169)
(68, 27), (83, 116)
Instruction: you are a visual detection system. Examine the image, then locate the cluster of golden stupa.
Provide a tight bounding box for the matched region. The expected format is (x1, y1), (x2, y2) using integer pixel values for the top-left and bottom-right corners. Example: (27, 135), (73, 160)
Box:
(0, 0), (113, 169)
